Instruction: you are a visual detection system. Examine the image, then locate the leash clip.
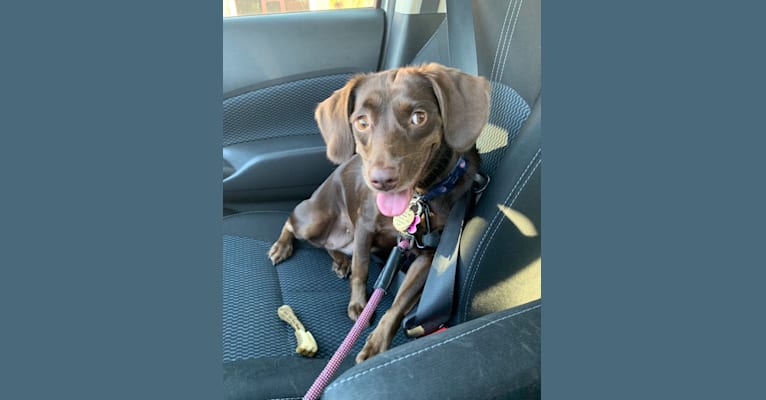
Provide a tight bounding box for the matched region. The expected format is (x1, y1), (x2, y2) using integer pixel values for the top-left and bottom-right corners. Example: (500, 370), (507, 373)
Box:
(397, 232), (414, 250)
(374, 244), (405, 291)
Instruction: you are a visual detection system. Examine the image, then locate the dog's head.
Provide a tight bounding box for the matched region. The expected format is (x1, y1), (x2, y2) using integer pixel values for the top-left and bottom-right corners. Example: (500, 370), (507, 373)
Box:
(315, 63), (490, 216)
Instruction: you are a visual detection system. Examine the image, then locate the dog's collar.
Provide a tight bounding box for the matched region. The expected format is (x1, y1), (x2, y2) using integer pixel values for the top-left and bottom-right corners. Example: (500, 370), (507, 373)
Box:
(417, 157), (468, 202)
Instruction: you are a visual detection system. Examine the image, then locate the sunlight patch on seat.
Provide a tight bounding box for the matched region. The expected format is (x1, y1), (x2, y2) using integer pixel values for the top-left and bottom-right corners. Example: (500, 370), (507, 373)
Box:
(497, 205), (538, 237)
(471, 257), (541, 316)
(477, 123), (509, 154)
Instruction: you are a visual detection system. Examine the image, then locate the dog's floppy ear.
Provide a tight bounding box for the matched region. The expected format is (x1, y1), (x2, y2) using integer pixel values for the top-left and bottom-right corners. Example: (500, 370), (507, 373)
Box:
(421, 63), (490, 152)
(314, 75), (365, 164)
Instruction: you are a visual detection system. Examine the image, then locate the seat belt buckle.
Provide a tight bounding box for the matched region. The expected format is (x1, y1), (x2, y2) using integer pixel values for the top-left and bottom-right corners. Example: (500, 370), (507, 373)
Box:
(405, 325), (425, 338)
(405, 324), (447, 338)
(402, 311), (446, 338)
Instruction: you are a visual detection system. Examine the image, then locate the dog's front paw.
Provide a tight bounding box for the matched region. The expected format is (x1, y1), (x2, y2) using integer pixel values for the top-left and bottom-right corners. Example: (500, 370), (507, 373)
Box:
(332, 256), (351, 279)
(356, 330), (389, 364)
(347, 299), (367, 321)
(268, 240), (293, 265)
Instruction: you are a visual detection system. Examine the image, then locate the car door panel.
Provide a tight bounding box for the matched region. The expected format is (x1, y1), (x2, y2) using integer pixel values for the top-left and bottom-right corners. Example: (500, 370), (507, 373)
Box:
(223, 8), (384, 204)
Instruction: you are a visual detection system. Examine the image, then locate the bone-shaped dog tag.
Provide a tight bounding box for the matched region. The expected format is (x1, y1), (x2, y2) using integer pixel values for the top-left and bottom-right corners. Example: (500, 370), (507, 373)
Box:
(393, 209), (415, 233)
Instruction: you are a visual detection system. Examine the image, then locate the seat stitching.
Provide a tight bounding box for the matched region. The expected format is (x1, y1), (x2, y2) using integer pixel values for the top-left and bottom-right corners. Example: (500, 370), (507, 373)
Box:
(464, 156), (541, 317)
(497, 0), (524, 82)
(508, 159), (540, 208)
(462, 148), (540, 293)
(493, 0), (521, 82)
(489, 0), (516, 81)
(325, 303), (541, 391)
(461, 147), (541, 318)
(464, 156), (541, 318)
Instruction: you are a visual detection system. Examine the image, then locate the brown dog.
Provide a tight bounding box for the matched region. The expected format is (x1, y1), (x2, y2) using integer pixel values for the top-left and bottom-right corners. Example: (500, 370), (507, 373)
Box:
(268, 63), (490, 363)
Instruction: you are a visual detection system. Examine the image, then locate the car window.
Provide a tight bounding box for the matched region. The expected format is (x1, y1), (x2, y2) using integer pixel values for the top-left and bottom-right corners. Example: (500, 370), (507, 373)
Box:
(224, 0), (377, 17)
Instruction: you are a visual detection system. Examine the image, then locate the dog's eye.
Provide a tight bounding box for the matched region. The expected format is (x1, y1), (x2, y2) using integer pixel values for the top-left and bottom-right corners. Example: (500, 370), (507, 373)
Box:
(354, 116), (371, 131)
(410, 111), (427, 126)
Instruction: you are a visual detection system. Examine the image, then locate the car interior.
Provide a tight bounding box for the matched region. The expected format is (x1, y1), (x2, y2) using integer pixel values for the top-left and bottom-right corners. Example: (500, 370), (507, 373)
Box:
(223, 0), (541, 398)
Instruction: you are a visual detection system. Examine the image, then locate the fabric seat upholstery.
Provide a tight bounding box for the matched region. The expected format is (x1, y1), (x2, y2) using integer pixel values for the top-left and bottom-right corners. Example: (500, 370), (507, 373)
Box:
(223, 212), (412, 398)
(223, 212), (412, 362)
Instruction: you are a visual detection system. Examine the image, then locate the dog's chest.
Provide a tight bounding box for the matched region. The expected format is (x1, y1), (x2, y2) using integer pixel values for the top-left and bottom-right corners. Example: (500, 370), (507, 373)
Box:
(321, 213), (354, 254)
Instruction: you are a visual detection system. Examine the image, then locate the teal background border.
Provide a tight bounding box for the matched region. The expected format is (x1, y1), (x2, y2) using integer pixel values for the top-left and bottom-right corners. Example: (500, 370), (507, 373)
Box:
(1, 1), (222, 398)
(543, 1), (765, 398)
(1, 0), (765, 398)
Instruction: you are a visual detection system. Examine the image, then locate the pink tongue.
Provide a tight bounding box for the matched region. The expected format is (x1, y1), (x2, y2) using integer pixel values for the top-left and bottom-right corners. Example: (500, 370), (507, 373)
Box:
(376, 188), (413, 217)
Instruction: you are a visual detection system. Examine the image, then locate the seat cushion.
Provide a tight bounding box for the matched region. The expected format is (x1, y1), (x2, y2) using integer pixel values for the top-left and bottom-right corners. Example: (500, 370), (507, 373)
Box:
(323, 300), (541, 400)
(223, 211), (413, 399)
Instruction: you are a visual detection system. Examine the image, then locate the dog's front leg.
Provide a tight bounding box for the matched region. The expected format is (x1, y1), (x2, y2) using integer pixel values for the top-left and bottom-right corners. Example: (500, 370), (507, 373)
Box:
(347, 224), (374, 321)
(356, 251), (434, 363)
(268, 219), (295, 265)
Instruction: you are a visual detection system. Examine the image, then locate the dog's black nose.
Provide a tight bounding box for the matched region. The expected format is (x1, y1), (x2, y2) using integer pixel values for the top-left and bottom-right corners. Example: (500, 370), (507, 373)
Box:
(370, 168), (398, 191)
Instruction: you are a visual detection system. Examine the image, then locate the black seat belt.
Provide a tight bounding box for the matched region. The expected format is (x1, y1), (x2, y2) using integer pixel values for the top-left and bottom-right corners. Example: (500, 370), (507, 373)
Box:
(401, 170), (488, 336)
(402, 189), (472, 337)
(445, 0), (478, 75)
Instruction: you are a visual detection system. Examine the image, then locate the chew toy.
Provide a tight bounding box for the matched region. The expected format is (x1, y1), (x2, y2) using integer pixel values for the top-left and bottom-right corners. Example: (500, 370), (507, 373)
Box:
(277, 305), (318, 357)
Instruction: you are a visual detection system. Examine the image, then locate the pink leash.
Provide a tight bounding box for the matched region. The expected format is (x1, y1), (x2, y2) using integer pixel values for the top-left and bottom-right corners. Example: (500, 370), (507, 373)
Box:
(303, 245), (405, 400)
(303, 288), (384, 400)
